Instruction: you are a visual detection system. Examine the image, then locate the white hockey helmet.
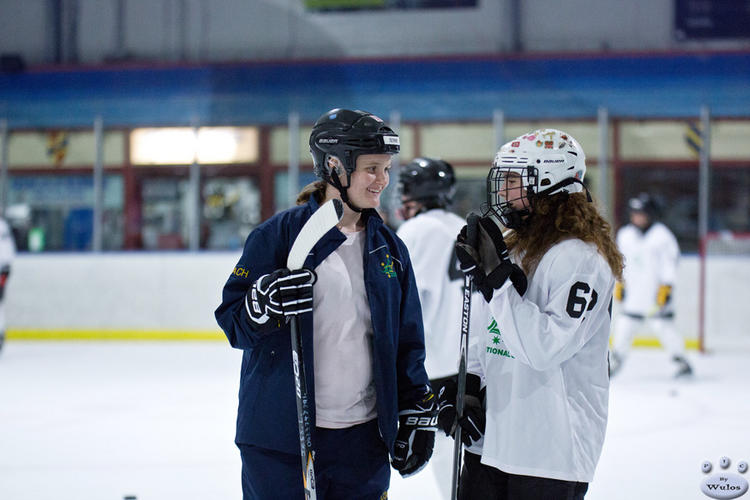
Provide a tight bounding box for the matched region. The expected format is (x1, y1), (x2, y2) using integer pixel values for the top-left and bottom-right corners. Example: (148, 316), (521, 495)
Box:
(487, 128), (587, 228)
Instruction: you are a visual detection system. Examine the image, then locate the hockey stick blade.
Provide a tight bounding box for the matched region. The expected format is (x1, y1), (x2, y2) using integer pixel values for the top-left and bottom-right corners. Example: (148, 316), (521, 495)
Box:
(287, 199), (344, 270)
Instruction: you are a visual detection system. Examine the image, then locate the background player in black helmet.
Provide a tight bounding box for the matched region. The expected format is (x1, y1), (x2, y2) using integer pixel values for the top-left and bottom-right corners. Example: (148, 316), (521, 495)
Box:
(396, 157), (468, 498)
(609, 192), (693, 378)
(441, 129), (623, 499)
(216, 108), (436, 499)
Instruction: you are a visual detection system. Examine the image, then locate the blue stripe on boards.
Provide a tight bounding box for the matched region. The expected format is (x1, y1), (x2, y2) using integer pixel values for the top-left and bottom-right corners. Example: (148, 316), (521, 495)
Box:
(1, 52), (749, 127)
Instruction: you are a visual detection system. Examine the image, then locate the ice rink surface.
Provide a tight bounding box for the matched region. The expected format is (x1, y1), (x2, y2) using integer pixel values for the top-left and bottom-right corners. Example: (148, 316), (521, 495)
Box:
(1, 341), (748, 500)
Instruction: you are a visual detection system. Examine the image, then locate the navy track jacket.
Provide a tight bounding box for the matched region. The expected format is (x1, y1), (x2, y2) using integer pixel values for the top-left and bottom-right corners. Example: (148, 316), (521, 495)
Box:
(215, 196), (430, 456)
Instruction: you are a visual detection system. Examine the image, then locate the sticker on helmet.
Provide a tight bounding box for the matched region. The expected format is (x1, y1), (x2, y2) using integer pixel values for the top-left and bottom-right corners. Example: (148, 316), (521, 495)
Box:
(383, 136), (400, 146)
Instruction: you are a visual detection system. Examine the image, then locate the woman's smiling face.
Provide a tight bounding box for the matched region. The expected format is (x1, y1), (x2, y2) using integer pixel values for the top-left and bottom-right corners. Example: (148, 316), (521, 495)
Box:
(345, 154), (393, 209)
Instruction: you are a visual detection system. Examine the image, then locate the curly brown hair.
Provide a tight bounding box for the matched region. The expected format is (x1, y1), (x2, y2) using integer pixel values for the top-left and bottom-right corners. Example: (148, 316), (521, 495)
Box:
(504, 192), (623, 280)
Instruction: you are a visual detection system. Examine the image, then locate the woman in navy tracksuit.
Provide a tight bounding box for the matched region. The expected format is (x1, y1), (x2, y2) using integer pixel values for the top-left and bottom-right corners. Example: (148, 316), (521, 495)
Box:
(215, 108), (437, 499)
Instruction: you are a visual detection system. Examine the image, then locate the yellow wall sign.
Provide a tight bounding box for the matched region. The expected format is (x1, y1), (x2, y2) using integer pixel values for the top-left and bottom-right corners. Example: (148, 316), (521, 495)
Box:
(46, 131), (69, 166)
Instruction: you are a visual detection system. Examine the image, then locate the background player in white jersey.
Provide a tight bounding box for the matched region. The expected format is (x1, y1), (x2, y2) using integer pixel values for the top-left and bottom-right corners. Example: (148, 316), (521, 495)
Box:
(0, 216), (16, 355)
(609, 193), (693, 378)
(397, 158), (465, 383)
(396, 157), (466, 499)
(442, 129), (623, 499)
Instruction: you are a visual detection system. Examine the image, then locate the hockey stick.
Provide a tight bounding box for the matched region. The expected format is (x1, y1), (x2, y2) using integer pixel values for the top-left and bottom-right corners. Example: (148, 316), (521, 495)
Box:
(286, 198), (344, 500)
(451, 213), (479, 500)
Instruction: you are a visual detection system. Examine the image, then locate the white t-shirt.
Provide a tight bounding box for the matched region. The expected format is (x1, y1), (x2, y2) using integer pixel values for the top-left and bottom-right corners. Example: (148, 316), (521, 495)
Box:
(472, 239), (614, 482)
(312, 229), (377, 429)
(397, 209), (466, 379)
(617, 222), (679, 315)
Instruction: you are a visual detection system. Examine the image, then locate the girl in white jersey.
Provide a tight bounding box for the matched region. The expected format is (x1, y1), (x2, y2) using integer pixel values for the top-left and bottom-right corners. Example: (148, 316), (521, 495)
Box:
(440, 129), (623, 500)
(609, 193), (693, 378)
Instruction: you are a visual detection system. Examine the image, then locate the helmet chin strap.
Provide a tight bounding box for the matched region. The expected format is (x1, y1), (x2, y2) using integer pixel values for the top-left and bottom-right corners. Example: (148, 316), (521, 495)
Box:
(329, 170), (362, 213)
(501, 206), (531, 229)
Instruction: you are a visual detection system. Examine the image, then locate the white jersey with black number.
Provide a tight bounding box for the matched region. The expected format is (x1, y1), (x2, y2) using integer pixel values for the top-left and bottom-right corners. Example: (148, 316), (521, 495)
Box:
(470, 238), (615, 483)
(617, 222), (679, 315)
(397, 209), (466, 379)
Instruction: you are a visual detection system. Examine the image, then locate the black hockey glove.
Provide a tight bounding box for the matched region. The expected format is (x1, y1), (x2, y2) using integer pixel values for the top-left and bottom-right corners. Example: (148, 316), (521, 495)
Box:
(455, 216), (527, 301)
(436, 375), (485, 447)
(245, 268), (316, 331)
(392, 392), (438, 478)
(455, 213), (482, 280)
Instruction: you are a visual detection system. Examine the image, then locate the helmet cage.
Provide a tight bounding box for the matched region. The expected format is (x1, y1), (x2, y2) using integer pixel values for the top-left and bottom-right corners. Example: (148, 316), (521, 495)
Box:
(486, 164), (537, 229)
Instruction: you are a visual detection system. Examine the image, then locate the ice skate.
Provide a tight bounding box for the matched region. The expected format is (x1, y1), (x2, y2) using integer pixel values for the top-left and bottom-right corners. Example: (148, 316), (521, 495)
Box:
(673, 356), (693, 378)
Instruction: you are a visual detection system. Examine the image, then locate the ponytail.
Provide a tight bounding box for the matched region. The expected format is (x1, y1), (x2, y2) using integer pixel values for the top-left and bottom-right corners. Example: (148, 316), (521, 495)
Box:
(296, 180), (327, 205)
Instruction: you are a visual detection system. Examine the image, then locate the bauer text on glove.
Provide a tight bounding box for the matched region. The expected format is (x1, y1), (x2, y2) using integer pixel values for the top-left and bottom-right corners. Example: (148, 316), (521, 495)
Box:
(391, 392), (438, 478)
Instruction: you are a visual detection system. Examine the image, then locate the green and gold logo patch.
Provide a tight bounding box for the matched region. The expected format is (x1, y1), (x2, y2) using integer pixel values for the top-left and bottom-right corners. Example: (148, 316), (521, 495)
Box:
(380, 254), (397, 278)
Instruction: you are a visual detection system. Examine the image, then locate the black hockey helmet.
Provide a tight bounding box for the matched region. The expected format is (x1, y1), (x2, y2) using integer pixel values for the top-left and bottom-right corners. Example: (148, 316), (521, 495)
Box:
(398, 157), (456, 209)
(309, 108), (400, 182)
(628, 192), (662, 220)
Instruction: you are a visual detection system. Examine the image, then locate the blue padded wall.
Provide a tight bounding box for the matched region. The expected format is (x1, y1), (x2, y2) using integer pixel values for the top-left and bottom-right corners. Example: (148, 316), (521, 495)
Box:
(0, 51), (748, 128)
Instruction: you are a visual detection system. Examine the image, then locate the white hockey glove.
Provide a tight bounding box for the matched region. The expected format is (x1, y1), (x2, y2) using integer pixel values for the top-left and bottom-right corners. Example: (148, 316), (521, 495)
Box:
(245, 268), (316, 330)
(391, 392), (438, 478)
